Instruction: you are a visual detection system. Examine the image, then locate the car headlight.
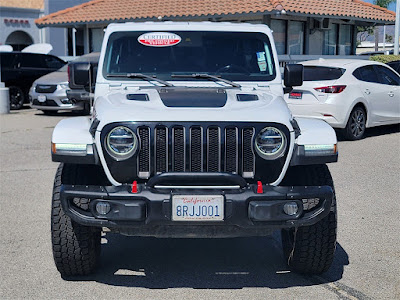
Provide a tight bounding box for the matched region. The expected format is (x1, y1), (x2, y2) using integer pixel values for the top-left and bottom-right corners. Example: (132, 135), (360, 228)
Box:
(255, 127), (286, 160)
(106, 126), (138, 160)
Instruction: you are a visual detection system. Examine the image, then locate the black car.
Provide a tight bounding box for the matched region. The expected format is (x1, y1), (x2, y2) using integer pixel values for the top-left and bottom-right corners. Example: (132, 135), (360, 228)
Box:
(0, 52), (66, 109)
(387, 60), (400, 73)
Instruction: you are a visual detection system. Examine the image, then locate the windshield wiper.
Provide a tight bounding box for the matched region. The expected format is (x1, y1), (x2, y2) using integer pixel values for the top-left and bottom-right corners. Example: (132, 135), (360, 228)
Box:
(171, 73), (241, 88)
(107, 73), (174, 87)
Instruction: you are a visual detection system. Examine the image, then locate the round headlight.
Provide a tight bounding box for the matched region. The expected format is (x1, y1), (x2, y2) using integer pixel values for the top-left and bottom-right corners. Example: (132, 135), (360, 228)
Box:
(255, 127), (286, 160)
(106, 126), (137, 160)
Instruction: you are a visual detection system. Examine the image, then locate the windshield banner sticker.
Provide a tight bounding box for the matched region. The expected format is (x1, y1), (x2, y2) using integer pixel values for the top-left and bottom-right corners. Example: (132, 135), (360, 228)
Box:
(256, 52), (267, 72)
(138, 32), (181, 47)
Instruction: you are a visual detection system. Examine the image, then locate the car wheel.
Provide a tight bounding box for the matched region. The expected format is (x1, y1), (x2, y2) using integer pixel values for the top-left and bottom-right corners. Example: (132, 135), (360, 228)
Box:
(280, 165), (337, 274)
(9, 86), (25, 110)
(343, 106), (366, 140)
(51, 164), (101, 276)
(82, 102), (91, 115)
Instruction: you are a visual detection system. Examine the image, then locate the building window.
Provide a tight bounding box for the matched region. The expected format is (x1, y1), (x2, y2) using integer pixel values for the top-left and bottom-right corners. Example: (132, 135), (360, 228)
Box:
(67, 28), (84, 56)
(323, 24), (338, 55)
(339, 24), (352, 55)
(89, 28), (105, 52)
(271, 20), (305, 55)
(271, 19), (286, 54)
(288, 21), (304, 55)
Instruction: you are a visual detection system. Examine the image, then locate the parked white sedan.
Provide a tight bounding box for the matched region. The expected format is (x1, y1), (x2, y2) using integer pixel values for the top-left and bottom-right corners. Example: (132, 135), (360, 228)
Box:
(285, 59), (400, 140)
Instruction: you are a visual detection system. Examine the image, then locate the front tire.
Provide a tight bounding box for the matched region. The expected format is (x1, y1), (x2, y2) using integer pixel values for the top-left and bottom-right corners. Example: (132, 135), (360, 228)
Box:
(280, 165), (337, 274)
(9, 86), (25, 110)
(51, 164), (101, 276)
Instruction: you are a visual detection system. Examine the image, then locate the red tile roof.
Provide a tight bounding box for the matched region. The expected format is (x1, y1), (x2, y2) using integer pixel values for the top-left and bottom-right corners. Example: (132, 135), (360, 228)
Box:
(35, 0), (396, 27)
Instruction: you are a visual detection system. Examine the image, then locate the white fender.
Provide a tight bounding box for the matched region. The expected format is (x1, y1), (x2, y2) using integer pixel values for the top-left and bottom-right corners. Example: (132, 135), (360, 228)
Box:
(52, 117), (93, 144)
(295, 117), (337, 145)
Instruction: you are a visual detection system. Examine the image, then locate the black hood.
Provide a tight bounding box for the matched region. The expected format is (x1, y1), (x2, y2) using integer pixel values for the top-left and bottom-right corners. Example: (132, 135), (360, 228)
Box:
(158, 87), (227, 108)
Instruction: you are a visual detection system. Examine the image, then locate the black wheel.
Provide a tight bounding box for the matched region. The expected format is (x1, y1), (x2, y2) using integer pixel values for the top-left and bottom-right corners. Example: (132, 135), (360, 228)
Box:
(9, 86), (25, 110)
(280, 165), (337, 274)
(343, 106), (366, 140)
(43, 110), (58, 115)
(51, 164), (101, 276)
(82, 102), (91, 115)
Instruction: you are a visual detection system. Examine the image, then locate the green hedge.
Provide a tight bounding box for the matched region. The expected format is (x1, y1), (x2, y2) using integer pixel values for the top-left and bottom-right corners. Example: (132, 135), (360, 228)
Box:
(369, 55), (400, 63)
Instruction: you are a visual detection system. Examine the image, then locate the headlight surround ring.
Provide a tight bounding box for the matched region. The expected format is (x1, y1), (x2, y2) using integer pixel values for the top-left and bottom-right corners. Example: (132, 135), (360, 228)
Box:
(255, 127), (287, 160)
(105, 126), (138, 160)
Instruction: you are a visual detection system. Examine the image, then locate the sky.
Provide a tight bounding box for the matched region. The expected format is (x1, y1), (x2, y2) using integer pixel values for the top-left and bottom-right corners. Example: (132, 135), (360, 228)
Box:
(362, 0), (397, 12)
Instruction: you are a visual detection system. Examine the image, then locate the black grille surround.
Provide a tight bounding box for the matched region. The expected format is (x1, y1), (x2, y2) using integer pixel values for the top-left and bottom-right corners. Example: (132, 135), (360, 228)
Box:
(100, 122), (291, 184)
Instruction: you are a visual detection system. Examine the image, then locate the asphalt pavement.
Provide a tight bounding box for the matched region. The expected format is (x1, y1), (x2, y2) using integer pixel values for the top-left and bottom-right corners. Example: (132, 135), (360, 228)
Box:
(1, 108), (399, 300)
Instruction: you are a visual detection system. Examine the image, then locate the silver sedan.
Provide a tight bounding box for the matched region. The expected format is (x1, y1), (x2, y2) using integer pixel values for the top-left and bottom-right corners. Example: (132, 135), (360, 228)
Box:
(29, 65), (86, 114)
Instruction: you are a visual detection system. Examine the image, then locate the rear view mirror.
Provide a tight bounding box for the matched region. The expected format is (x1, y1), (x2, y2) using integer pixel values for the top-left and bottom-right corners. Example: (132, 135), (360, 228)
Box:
(284, 64), (304, 93)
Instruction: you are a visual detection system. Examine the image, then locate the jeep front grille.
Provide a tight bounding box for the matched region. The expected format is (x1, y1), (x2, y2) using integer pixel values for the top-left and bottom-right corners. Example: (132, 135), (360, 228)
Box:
(137, 125), (255, 179)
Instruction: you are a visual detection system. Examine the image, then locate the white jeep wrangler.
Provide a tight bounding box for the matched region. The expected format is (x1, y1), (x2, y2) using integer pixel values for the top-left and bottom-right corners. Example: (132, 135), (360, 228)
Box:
(51, 22), (338, 276)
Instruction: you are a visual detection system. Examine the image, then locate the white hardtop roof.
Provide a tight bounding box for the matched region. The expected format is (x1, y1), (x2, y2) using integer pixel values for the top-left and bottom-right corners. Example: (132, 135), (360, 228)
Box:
(106, 21), (272, 34)
(300, 59), (384, 69)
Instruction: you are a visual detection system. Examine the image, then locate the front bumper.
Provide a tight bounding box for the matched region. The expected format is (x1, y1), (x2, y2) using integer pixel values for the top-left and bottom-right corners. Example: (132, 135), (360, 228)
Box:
(60, 183), (334, 238)
(29, 90), (85, 111)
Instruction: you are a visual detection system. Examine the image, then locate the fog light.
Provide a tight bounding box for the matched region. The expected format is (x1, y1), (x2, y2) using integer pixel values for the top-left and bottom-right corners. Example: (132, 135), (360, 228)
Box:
(96, 202), (111, 215)
(283, 202), (299, 216)
(60, 98), (72, 104)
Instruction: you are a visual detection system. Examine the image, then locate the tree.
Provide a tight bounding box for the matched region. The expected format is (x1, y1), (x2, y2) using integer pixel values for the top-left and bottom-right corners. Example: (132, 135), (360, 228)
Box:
(357, 26), (374, 43)
(373, 0), (396, 51)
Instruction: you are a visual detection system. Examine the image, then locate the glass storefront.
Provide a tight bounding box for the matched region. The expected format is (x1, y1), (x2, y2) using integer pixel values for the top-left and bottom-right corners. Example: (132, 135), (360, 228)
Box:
(338, 24), (352, 55)
(323, 24), (338, 55)
(271, 19), (286, 55)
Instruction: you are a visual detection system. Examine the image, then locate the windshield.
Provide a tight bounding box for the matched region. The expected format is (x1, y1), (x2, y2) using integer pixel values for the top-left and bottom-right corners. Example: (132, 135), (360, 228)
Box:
(103, 31), (276, 82)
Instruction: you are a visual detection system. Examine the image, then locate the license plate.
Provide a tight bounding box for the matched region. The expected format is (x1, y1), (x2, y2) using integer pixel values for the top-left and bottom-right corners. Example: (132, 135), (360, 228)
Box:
(289, 91), (303, 99)
(172, 195), (224, 221)
(38, 95), (46, 102)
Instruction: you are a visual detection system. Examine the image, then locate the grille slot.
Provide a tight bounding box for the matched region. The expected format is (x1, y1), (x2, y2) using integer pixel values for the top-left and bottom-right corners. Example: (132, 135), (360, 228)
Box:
(155, 127), (168, 174)
(35, 85), (57, 93)
(172, 127), (185, 172)
(242, 128), (255, 178)
(138, 127), (150, 178)
(190, 127), (203, 172)
(207, 127), (220, 172)
(225, 127), (238, 173)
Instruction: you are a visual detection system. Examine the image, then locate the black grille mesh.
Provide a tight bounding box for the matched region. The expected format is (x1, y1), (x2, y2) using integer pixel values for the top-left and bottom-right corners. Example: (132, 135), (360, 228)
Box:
(242, 128), (255, 173)
(155, 127), (167, 173)
(225, 128), (238, 173)
(173, 127), (185, 172)
(190, 127), (203, 172)
(138, 127), (150, 173)
(207, 127), (220, 172)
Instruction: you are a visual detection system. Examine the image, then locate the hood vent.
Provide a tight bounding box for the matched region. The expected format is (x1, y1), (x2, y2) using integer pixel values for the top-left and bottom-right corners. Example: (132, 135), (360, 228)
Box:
(236, 94), (258, 102)
(127, 94), (149, 101)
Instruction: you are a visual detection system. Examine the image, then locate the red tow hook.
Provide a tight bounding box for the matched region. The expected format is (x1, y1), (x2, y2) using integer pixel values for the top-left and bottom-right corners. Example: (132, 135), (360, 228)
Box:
(257, 181), (263, 194)
(131, 180), (138, 193)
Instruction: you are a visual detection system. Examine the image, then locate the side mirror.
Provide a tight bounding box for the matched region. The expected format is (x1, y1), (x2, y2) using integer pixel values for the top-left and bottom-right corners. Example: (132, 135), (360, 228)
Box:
(68, 62), (92, 90)
(284, 64), (304, 93)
